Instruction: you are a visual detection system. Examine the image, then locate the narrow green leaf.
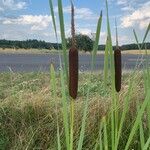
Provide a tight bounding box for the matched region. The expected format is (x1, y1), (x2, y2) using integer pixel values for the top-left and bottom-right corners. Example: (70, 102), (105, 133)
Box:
(137, 100), (145, 149)
(115, 75), (134, 149)
(49, 0), (62, 67)
(104, 36), (109, 88)
(77, 89), (90, 150)
(60, 69), (70, 150)
(50, 64), (61, 150)
(143, 136), (150, 150)
(49, 0), (58, 40)
(125, 90), (150, 150)
(91, 11), (103, 71)
(106, 1), (116, 149)
(58, 0), (68, 81)
(103, 117), (108, 150)
(141, 23), (150, 49)
(133, 29), (141, 50)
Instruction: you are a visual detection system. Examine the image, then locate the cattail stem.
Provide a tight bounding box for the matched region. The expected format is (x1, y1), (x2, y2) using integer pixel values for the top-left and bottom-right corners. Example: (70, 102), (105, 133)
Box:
(114, 48), (122, 92)
(69, 2), (78, 99)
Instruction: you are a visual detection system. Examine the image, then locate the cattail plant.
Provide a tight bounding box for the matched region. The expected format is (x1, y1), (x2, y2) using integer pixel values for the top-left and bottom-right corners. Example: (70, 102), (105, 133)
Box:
(114, 19), (122, 92)
(69, 2), (78, 99)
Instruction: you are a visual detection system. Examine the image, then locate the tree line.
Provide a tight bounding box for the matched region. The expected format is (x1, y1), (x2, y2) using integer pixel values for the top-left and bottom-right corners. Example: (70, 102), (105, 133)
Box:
(0, 34), (149, 51)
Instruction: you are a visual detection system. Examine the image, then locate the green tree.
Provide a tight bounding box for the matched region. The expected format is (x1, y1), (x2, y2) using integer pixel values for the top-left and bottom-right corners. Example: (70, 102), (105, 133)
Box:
(67, 34), (94, 52)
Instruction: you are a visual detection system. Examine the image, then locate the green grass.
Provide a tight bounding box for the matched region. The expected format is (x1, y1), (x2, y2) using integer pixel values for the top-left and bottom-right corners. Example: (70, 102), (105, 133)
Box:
(0, 71), (148, 150)
(0, 0), (150, 149)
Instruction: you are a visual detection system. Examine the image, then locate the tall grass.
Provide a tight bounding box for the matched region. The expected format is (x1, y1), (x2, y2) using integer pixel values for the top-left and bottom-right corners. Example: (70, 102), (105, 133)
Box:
(1, 0), (150, 149)
(49, 0), (150, 149)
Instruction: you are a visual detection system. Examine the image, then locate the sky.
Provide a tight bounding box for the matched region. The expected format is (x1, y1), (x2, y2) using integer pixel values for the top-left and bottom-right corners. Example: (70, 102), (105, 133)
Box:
(0, 0), (149, 45)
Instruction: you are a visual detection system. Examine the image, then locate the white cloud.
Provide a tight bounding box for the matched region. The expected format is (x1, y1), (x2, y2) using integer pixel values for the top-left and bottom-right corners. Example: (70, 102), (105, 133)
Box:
(0, 0), (27, 11)
(121, 6), (134, 12)
(54, 6), (98, 20)
(2, 15), (52, 31)
(77, 28), (92, 36)
(121, 1), (150, 29)
(117, 0), (128, 5)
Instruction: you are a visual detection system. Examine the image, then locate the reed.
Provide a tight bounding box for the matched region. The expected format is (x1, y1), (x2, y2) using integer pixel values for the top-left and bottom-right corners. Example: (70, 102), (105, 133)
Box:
(69, 3), (78, 99)
(114, 19), (122, 92)
(114, 48), (122, 92)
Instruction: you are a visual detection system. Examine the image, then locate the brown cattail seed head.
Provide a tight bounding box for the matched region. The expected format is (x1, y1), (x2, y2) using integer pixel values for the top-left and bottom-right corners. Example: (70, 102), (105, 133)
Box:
(114, 48), (122, 92)
(69, 47), (78, 99)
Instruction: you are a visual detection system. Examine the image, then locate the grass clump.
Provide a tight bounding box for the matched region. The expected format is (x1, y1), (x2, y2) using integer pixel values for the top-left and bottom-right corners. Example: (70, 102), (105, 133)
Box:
(0, 72), (147, 149)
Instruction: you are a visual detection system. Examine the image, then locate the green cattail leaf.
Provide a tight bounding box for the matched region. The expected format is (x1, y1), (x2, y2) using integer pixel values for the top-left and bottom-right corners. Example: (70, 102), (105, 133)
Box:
(77, 88), (90, 150)
(50, 64), (61, 150)
(91, 11), (103, 71)
(60, 69), (70, 150)
(104, 37), (109, 88)
(49, 0), (58, 40)
(105, 0), (115, 92)
(103, 117), (108, 150)
(141, 23), (150, 49)
(133, 29), (141, 50)
(136, 100), (145, 149)
(143, 136), (150, 150)
(58, 0), (68, 81)
(49, 0), (62, 68)
(139, 115), (145, 149)
(106, 0), (116, 149)
(125, 90), (150, 150)
(115, 74), (134, 149)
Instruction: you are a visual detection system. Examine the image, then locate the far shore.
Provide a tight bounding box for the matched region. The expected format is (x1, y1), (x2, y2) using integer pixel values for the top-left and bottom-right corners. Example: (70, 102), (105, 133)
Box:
(0, 48), (150, 55)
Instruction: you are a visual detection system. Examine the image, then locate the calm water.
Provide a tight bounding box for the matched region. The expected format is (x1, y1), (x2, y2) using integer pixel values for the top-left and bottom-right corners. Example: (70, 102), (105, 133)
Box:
(0, 53), (148, 72)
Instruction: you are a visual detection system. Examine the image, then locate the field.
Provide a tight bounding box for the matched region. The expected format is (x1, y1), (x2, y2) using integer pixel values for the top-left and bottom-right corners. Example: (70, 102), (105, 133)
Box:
(0, 71), (146, 149)
(0, 48), (150, 55)
(0, 0), (150, 149)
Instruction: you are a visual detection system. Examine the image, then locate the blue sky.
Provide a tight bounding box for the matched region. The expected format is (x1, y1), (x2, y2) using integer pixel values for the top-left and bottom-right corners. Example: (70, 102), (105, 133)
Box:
(0, 0), (149, 45)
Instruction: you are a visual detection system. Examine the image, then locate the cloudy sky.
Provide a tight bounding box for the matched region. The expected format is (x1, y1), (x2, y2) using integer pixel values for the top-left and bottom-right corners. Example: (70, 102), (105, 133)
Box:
(0, 0), (149, 45)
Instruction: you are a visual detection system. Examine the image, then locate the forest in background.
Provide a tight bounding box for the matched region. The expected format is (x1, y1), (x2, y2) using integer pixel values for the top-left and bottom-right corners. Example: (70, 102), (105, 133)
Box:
(0, 34), (149, 52)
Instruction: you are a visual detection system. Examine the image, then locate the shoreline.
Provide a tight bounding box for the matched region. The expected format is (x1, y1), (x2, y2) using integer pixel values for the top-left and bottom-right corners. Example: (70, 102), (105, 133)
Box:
(0, 48), (150, 55)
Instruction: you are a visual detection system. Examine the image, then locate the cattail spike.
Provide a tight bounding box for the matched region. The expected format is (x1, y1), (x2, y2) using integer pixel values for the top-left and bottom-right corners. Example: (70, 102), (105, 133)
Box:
(114, 48), (122, 92)
(69, 48), (78, 99)
(114, 18), (122, 92)
(69, 1), (78, 99)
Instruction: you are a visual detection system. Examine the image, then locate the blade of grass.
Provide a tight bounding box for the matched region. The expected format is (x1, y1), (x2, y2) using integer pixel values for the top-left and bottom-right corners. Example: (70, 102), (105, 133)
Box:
(49, 0), (58, 40)
(141, 23), (150, 49)
(91, 11), (103, 72)
(104, 37), (109, 89)
(58, 0), (68, 81)
(139, 121), (145, 149)
(94, 119), (103, 150)
(60, 69), (70, 150)
(103, 117), (108, 150)
(106, 0), (116, 149)
(115, 74), (134, 150)
(49, 0), (62, 67)
(137, 100), (145, 149)
(143, 136), (150, 150)
(77, 88), (90, 150)
(50, 64), (61, 150)
(133, 29), (141, 50)
(124, 90), (150, 150)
